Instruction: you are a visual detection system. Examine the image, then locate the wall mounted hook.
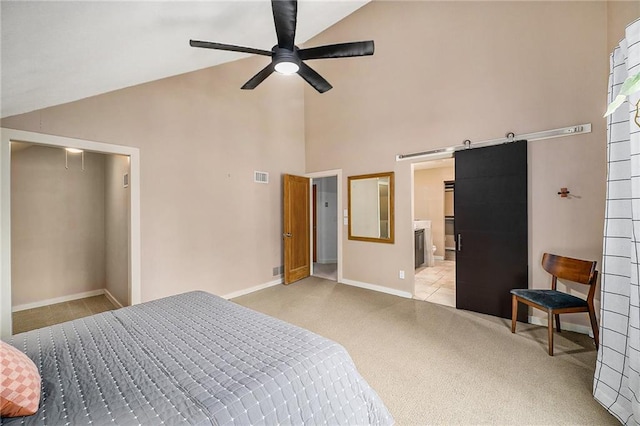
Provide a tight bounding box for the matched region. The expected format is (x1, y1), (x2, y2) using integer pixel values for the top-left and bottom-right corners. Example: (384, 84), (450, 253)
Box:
(558, 187), (570, 198)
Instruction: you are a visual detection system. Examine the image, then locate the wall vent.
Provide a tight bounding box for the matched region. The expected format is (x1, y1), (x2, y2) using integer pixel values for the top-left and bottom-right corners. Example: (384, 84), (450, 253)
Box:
(254, 171), (269, 184)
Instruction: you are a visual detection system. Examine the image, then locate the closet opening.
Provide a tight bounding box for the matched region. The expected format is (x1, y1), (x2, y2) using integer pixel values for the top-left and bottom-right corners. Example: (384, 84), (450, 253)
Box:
(0, 128), (141, 339)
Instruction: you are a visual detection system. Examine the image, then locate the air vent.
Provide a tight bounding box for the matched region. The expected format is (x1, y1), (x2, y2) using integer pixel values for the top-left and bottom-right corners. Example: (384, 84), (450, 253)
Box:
(254, 171), (269, 184)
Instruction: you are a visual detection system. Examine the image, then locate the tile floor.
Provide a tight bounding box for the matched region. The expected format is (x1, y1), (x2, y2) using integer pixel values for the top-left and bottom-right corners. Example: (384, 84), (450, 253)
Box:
(313, 262), (337, 281)
(12, 295), (118, 334)
(414, 260), (456, 307)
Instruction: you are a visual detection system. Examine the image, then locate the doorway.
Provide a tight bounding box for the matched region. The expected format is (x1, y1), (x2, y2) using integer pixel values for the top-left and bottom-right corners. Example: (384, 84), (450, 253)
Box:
(410, 141), (528, 320)
(0, 128), (141, 339)
(303, 170), (342, 283)
(412, 158), (456, 307)
(311, 176), (338, 281)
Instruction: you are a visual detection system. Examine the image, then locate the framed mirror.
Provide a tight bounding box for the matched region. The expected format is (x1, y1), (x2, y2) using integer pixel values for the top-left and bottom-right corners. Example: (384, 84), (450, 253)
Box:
(348, 172), (394, 244)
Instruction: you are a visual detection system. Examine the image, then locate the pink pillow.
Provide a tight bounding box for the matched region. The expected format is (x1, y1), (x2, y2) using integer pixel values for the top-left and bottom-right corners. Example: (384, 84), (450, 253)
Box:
(0, 341), (41, 417)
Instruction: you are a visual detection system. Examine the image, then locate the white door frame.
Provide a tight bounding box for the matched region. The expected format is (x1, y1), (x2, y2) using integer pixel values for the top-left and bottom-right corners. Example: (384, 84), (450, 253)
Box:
(0, 128), (141, 339)
(305, 169), (342, 283)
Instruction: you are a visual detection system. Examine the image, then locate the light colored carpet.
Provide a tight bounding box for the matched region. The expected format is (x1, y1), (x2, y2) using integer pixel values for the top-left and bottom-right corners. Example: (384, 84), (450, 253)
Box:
(12, 295), (118, 334)
(233, 276), (617, 425)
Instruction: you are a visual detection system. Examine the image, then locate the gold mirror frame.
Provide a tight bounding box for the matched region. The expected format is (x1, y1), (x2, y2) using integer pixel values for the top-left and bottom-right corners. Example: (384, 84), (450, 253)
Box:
(348, 171), (394, 244)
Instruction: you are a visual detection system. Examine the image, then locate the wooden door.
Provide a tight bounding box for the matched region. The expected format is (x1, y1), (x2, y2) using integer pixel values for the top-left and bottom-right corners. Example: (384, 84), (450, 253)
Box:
(284, 174), (310, 284)
(454, 140), (528, 320)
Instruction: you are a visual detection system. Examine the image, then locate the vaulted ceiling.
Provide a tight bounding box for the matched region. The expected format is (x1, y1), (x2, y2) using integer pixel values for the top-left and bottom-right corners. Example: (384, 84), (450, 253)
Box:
(1, 0), (368, 119)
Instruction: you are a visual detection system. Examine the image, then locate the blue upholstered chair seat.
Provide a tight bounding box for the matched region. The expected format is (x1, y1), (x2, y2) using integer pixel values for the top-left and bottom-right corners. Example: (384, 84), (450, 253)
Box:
(510, 289), (588, 310)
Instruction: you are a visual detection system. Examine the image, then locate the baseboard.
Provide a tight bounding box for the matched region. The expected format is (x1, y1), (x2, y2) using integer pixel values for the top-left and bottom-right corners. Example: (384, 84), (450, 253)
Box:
(528, 315), (593, 337)
(341, 278), (413, 299)
(315, 259), (337, 264)
(104, 289), (124, 309)
(223, 278), (283, 300)
(12, 289), (105, 312)
(434, 255), (445, 260)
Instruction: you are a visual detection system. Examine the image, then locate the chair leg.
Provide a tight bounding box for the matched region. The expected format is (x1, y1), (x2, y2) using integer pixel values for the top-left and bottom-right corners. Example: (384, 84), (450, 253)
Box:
(555, 314), (561, 332)
(548, 310), (554, 356)
(511, 295), (518, 333)
(588, 307), (599, 349)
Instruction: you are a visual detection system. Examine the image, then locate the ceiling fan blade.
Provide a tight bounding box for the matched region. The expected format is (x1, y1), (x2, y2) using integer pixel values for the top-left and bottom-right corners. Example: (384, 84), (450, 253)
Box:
(298, 62), (332, 93)
(298, 41), (375, 60)
(271, 0), (297, 50)
(190, 40), (272, 57)
(241, 63), (275, 90)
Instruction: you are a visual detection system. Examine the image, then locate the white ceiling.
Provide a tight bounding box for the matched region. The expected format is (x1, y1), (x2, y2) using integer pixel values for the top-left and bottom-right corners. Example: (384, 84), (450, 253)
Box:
(1, 0), (369, 119)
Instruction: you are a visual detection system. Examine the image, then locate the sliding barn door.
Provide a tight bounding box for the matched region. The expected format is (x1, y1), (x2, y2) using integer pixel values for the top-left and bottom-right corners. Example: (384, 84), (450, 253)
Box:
(455, 140), (528, 321)
(283, 174), (310, 284)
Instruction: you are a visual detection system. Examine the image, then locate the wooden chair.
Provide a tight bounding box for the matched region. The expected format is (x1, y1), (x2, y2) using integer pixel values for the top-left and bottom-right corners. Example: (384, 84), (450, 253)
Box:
(510, 253), (599, 356)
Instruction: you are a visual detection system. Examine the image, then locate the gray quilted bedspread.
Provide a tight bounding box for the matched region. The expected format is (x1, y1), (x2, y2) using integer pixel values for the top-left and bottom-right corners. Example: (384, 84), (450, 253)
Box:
(2, 291), (393, 425)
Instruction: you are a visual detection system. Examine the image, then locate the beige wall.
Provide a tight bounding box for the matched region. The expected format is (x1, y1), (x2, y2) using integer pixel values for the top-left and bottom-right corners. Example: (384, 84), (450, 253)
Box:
(11, 145), (106, 306)
(304, 1), (610, 328)
(105, 154), (130, 306)
(607, 1), (640, 51)
(2, 56), (306, 302)
(414, 166), (454, 258)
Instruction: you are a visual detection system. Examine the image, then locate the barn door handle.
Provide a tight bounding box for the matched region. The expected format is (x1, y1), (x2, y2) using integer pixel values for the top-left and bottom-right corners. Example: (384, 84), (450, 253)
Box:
(457, 234), (462, 251)
(283, 233), (292, 238)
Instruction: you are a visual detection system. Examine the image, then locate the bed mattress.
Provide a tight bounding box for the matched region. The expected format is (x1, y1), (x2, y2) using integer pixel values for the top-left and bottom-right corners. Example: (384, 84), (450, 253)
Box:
(1, 291), (393, 425)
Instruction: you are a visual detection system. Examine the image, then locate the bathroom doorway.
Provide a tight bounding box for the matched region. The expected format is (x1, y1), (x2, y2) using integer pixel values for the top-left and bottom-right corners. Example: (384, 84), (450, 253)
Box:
(412, 158), (456, 307)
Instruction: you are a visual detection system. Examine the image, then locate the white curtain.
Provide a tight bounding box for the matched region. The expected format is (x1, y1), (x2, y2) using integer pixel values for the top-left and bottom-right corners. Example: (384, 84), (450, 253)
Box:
(594, 19), (640, 425)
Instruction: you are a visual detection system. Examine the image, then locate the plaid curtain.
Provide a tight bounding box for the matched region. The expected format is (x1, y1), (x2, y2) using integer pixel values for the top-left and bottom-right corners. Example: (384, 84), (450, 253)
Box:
(593, 19), (640, 425)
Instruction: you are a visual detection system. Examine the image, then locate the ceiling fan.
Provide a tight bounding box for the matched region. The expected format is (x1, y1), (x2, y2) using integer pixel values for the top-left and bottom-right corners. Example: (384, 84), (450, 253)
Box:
(189, 0), (374, 93)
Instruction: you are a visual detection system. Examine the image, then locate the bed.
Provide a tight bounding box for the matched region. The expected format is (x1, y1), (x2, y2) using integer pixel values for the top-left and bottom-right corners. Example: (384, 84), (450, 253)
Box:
(1, 291), (393, 425)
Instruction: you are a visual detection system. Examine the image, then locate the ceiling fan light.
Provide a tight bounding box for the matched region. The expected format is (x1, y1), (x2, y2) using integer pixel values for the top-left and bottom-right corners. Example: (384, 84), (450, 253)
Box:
(274, 61), (299, 75)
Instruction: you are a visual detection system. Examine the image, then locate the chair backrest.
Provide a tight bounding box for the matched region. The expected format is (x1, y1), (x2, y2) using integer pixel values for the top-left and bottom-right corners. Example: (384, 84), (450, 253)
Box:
(541, 252), (597, 289)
